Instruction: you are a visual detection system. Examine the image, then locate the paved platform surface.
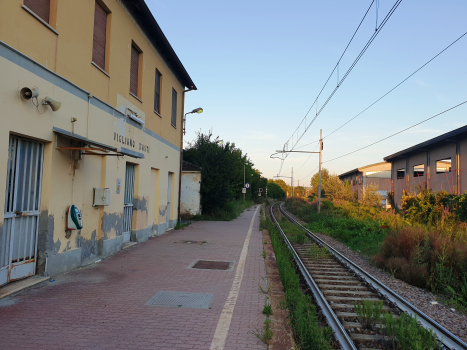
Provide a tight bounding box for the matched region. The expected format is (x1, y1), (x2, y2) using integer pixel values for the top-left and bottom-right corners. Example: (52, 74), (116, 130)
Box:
(0, 206), (267, 350)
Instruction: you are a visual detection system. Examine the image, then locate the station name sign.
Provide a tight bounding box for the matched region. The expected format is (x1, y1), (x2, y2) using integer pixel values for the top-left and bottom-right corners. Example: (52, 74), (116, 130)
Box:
(114, 132), (149, 153)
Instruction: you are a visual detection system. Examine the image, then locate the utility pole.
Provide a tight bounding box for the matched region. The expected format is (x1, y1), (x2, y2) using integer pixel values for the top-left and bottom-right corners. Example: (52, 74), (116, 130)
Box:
(318, 129), (323, 213)
(291, 167), (294, 198)
(243, 163), (245, 202)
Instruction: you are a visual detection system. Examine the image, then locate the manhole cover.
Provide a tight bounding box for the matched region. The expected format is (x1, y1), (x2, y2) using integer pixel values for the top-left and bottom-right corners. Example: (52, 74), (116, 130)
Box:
(174, 240), (206, 245)
(188, 259), (235, 271)
(146, 291), (213, 309)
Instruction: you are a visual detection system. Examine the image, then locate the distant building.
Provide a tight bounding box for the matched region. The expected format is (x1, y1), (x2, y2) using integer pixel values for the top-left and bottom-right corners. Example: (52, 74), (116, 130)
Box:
(384, 125), (466, 207)
(180, 161), (202, 218)
(0, 0), (196, 286)
(338, 162), (392, 205)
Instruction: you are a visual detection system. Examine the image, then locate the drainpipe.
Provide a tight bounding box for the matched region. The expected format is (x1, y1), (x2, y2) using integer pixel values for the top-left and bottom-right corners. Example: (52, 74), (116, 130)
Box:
(178, 87), (196, 225)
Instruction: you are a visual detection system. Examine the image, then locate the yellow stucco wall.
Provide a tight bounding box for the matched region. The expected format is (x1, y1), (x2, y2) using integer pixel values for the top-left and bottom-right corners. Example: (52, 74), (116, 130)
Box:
(0, 0), (192, 277)
(0, 54), (180, 254)
(0, 0), (185, 148)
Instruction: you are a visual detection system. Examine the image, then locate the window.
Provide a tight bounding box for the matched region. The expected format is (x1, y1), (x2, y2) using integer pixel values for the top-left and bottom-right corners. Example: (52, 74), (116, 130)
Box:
(397, 168), (405, 179)
(413, 164), (424, 177)
(130, 43), (141, 97)
(92, 1), (108, 71)
(154, 69), (162, 114)
(24, 0), (50, 23)
(436, 158), (451, 173)
(365, 170), (391, 179)
(171, 88), (177, 127)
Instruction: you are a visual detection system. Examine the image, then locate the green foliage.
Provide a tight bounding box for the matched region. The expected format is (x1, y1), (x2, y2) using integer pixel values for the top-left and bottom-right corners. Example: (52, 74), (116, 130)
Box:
(266, 180), (286, 199)
(193, 199), (254, 221)
(286, 198), (392, 256)
(174, 221), (190, 230)
(269, 179), (290, 196)
(306, 244), (330, 260)
(446, 276), (467, 307)
(184, 131), (267, 215)
(360, 183), (383, 207)
(401, 189), (467, 229)
(310, 168), (330, 197)
(262, 297), (273, 316)
(381, 313), (440, 350)
(267, 218), (332, 350)
(251, 317), (273, 344)
(324, 175), (354, 202)
(354, 300), (383, 329)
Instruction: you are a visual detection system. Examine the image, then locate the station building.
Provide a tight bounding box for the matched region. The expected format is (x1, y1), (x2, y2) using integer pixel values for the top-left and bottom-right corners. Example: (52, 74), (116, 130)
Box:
(0, 0), (196, 285)
(384, 125), (467, 207)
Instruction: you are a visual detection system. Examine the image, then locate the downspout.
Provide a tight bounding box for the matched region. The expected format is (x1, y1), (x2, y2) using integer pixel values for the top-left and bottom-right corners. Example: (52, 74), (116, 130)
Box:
(178, 87), (196, 225)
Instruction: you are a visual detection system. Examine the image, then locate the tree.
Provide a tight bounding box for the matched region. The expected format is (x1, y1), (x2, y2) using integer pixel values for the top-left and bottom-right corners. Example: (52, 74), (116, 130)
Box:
(270, 179), (290, 196)
(310, 168), (330, 197)
(295, 186), (306, 198)
(267, 180), (286, 199)
(324, 175), (353, 201)
(360, 183), (383, 207)
(184, 132), (250, 214)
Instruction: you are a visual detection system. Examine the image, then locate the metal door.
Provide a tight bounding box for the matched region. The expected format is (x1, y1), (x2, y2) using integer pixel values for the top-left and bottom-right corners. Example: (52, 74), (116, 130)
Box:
(166, 173), (172, 229)
(123, 163), (135, 243)
(0, 136), (44, 286)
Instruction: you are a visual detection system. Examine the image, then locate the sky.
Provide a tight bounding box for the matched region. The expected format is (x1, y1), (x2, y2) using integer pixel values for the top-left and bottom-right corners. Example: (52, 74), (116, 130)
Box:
(147, 0), (467, 186)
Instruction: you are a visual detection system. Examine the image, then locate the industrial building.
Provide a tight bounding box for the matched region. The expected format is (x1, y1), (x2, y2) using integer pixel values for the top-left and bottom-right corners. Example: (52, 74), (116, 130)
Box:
(338, 162), (392, 202)
(0, 0), (196, 285)
(384, 125), (467, 207)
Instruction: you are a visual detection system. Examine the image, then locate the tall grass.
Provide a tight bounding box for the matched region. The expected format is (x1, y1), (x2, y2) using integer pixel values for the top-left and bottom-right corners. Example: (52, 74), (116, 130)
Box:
(267, 218), (332, 350)
(286, 197), (467, 306)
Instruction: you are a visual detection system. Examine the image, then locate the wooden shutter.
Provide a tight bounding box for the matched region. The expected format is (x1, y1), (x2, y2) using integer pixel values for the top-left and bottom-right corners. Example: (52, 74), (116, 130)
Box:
(24, 0), (50, 23)
(154, 70), (161, 113)
(171, 88), (177, 127)
(92, 1), (107, 70)
(130, 45), (139, 96)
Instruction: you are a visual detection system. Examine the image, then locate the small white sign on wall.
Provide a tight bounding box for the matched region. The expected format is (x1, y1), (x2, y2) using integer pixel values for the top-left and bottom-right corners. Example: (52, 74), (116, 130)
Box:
(116, 178), (121, 194)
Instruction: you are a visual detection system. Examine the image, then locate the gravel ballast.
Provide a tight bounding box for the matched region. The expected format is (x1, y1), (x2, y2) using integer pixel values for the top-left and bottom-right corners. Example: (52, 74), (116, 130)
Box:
(283, 208), (467, 344)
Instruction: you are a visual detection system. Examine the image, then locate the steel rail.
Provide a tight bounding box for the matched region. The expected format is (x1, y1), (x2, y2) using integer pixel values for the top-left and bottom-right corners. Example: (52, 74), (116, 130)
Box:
(270, 203), (357, 350)
(279, 202), (467, 350)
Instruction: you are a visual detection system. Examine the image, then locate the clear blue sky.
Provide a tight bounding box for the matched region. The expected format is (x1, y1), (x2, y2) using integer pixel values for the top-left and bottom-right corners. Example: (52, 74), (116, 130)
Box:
(148, 0), (467, 186)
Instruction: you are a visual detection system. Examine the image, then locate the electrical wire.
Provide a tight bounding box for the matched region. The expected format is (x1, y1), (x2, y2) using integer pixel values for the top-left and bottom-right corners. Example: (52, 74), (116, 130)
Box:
(277, 0), (402, 174)
(293, 30), (467, 151)
(323, 100), (467, 164)
(276, 0), (376, 173)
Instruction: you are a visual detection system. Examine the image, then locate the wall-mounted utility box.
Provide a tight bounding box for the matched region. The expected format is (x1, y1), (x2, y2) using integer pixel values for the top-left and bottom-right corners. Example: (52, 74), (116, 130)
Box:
(93, 187), (110, 206)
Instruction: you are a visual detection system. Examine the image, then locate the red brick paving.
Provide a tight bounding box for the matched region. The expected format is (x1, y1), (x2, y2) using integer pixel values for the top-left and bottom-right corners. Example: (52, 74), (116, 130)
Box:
(0, 206), (267, 350)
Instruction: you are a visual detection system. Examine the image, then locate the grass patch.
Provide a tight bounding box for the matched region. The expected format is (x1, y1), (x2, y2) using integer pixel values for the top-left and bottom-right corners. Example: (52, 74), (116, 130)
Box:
(252, 318), (273, 344)
(267, 217), (332, 350)
(285, 198), (390, 256)
(192, 199), (254, 221)
(174, 221), (190, 230)
(262, 297), (273, 316)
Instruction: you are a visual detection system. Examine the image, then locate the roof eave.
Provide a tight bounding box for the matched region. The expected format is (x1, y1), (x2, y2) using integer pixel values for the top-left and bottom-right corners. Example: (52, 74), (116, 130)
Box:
(384, 125), (467, 161)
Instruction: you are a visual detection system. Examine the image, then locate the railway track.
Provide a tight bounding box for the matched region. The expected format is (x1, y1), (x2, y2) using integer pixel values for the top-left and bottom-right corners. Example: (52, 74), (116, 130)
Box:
(270, 202), (467, 350)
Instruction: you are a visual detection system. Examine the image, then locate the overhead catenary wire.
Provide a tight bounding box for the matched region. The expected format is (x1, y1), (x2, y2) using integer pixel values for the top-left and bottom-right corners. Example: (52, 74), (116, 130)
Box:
(322, 100), (467, 164)
(277, 0), (402, 174)
(293, 30), (467, 152)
